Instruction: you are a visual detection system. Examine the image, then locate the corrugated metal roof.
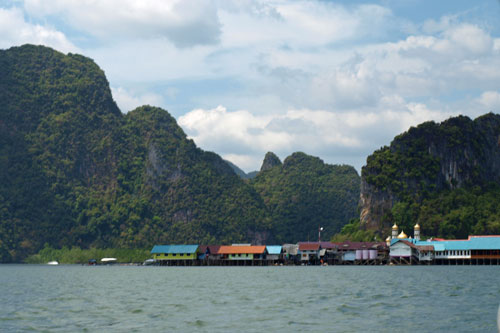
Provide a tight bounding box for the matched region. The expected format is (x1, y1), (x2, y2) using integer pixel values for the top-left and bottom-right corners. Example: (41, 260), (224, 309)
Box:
(335, 241), (386, 250)
(266, 245), (282, 254)
(298, 243), (320, 251)
(411, 236), (500, 251)
(391, 239), (418, 249)
(319, 242), (337, 249)
(218, 245), (266, 254)
(416, 245), (434, 252)
(151, 245), (199, 254)
(198, 245), (222, 254)
(207, 245), (221, 254)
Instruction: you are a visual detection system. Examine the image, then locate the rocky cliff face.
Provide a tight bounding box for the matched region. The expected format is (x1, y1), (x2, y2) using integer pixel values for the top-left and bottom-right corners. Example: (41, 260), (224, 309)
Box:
(360, 113), (500, 233)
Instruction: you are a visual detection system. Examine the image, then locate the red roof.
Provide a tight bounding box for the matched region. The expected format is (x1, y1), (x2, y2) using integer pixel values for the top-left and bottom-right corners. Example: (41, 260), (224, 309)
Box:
(207, 245), (221, 254)
(319, 241), (337, 249)
(199, 245), (222, 254)
(298, 243), (320, 251)
(218, 245), (266, 254)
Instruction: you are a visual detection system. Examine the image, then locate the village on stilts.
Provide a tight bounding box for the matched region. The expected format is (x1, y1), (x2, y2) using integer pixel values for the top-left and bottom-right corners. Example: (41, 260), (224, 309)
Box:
(147, 225), (500, 266)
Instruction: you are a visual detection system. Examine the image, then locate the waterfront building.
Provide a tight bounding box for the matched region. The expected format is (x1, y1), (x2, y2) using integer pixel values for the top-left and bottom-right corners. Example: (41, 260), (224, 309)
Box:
(389, 239), (430, 264)
(334, 241), (387, 262)
(151, 245), (199, 261)
(319, 242), (337, 261)
(298, 242), (321, 261)
(266, 245), (283, 261)
(197, 245), (222, 260)
(218, 245), (267, 260)
(389, 224), (500, 264)
(282, 244), (299, 261)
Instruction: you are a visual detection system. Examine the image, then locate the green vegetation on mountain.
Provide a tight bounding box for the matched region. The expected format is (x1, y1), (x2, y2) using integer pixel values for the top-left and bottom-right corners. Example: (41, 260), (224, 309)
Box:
(360, 113), (500, 239)
(251, 152), (360, 243)
(1, 44), (362, 262)
(330, 219), (376, 242)
(224, 160), (257, 179)
(0, 45), (273, 262)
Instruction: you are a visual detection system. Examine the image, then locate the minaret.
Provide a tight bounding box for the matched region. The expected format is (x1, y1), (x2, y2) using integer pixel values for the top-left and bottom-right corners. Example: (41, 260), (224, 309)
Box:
(391, 224), (398, 239)
(414, 223), (420, 241)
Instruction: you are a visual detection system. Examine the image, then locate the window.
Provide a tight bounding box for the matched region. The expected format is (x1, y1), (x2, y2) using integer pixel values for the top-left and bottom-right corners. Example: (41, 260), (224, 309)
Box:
(180, 253), (184, 256)
(172, 253), (176, 256)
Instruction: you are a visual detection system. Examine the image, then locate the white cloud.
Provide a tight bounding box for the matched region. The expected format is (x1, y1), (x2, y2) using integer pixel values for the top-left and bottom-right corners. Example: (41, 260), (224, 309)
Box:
(23, 0), (221, 47)
(3, 1), (500, 172)
(178, 106), (290, 153)
(178, 101), (457, 172)
(111, 87), (164, 113)
(0, 7), (76, 52)
(477, 91), (500, 112)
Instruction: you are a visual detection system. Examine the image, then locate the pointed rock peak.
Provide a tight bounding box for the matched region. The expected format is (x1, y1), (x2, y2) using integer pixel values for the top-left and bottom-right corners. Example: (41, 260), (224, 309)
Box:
(260, 152), (282, 172)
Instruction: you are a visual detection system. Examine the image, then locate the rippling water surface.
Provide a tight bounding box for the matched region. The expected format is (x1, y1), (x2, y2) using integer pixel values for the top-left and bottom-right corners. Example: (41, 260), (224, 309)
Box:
(1, 265), (499, 332)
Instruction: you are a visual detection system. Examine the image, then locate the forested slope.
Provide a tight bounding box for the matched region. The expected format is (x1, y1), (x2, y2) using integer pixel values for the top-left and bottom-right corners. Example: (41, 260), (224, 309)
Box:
(0, 45), (271, 261)
(360, 113), (500, 239)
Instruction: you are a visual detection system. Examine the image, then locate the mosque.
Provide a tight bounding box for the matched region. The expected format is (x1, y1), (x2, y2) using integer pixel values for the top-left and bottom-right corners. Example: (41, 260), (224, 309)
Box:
(388, 223), (500, 265)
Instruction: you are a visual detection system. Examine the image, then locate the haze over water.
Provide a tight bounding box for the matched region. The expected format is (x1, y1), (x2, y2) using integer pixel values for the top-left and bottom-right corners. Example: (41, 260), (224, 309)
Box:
(1, 265), (499, 332)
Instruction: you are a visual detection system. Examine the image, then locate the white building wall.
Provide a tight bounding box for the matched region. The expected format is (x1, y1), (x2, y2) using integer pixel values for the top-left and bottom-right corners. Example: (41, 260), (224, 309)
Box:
(435, 250), (471, 259)
(390, 243), (413, 257)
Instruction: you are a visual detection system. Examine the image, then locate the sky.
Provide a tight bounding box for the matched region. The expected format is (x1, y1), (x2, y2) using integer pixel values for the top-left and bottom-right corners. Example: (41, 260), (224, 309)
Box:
(1, 0), (500, 173)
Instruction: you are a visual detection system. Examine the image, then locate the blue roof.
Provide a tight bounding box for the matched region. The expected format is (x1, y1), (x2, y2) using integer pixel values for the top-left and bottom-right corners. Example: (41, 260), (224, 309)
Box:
(151, 245), (199, 254)
(435, 237), (500, 250)
(392, 236), (500, 251)
(266, 246), (282, 255)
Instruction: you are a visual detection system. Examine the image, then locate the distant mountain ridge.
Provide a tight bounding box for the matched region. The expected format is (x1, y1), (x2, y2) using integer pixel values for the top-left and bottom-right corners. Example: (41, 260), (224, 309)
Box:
(224, 160), (258, 179)
(252, 152), (360, 243)
(0, 44), (360, 261)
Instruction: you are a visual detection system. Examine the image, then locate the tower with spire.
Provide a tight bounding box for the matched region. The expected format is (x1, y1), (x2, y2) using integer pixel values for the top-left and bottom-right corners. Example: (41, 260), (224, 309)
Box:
(392, 224), (398, 239)
(414, 223), (420, 241)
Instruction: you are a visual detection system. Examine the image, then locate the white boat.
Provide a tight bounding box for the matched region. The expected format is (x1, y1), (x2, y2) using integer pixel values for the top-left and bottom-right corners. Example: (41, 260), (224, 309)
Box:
(100, 258), (117, 264)
(143, 258), (156, 266)
(47, 261), (59, 265)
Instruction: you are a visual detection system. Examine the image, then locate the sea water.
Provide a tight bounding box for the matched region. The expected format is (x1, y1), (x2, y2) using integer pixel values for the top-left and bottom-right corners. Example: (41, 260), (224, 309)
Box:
(0, 265), (499, 332)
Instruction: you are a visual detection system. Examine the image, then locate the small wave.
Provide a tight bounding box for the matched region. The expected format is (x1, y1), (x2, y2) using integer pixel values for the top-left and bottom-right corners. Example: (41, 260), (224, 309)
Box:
(337, 303), (359, 314)
(189, 319), (207, 327)
(287, 320), (319, 326)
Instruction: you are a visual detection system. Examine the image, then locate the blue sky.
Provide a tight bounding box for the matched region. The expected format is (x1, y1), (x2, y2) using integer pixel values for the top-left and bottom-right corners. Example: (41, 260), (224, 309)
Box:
(1, 0), (500, 172)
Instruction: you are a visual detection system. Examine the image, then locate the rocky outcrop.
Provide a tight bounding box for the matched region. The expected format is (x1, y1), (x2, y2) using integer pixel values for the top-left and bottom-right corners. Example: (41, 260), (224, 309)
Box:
(360, 113), (500, 232)
(260, 152), (282, 172)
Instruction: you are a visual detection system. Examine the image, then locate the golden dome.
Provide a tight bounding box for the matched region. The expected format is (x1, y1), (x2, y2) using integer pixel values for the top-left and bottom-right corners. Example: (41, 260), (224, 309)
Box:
(397, 230), (408, 239)
(385, 236), (391, 241)
(414, 223), (420, 230)
(392, 224), (398, 231)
